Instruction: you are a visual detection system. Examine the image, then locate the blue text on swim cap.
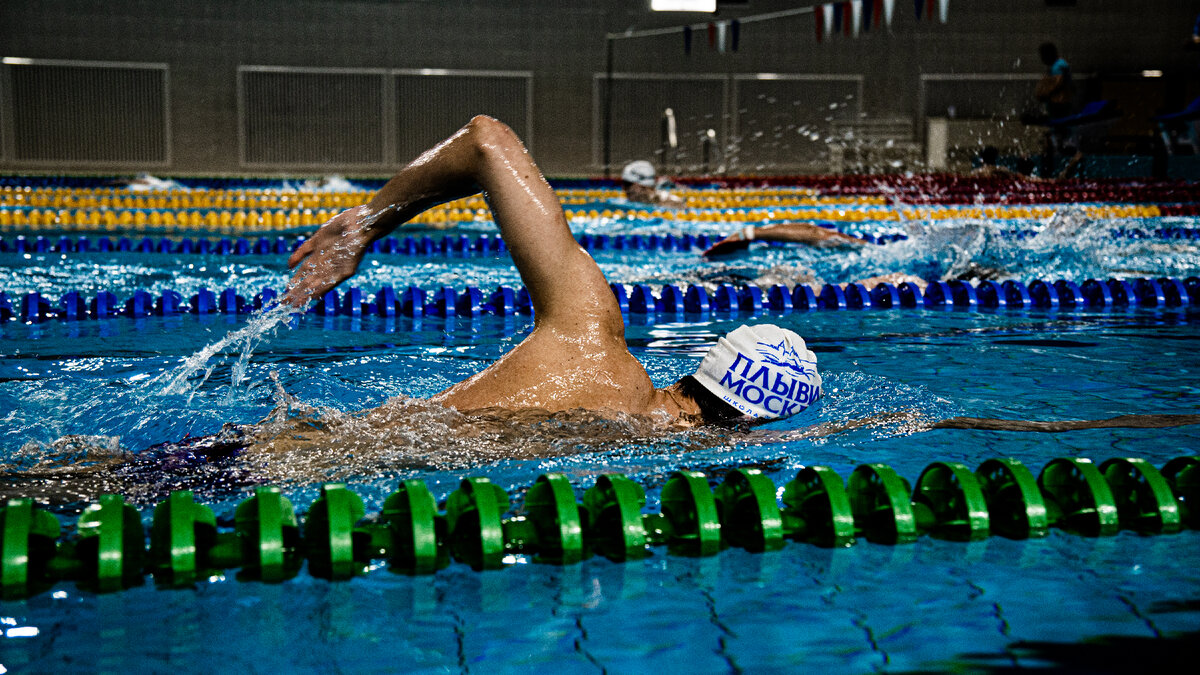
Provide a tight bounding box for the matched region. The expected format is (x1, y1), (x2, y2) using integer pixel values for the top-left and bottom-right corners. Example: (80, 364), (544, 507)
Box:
(719, 352), (821, 417)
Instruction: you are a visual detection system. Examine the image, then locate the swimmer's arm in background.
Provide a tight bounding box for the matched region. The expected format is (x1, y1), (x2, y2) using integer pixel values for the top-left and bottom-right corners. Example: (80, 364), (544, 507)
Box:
(703, 222), (869, 257)
(757, 411), (1200, 444)
(932, 413), (1200, 432)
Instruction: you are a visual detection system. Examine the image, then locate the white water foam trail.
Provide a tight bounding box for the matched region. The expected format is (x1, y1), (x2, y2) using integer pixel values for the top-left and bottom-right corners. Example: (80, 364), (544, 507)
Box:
(151, 303), (292, 403)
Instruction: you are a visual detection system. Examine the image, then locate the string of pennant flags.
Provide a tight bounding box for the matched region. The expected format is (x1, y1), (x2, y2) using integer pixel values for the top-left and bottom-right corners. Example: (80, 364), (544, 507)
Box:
(611, 0), (950, 53)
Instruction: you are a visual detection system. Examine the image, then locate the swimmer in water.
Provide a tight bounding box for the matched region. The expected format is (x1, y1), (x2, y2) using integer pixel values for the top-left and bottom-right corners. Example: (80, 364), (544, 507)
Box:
(285, 116), (817, 429)
(281, 116), (1200, 435)
(620, 160), (683, 208)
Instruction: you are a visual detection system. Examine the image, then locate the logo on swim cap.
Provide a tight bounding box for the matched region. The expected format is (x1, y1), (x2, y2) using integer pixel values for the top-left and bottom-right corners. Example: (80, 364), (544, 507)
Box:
(756, 337), (818, 381)
(692, 324), (821, 420)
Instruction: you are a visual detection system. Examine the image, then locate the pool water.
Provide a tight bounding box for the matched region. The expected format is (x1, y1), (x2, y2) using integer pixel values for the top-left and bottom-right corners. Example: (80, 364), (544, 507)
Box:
(1, 192), (1199, 672)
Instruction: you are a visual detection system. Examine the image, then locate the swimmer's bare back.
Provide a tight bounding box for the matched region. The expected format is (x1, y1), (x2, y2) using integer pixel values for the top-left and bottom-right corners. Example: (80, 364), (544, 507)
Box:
(283, 116), (692, 422)
(933, 413), (1200, 432)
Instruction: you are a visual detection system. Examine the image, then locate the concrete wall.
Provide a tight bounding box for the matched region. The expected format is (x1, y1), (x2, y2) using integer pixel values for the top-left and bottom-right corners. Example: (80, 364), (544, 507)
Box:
(1, 0), (1196, 175)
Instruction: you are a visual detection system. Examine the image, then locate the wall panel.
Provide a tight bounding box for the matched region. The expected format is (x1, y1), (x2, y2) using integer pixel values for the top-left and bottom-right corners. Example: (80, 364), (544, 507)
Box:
(594, 74), (727, 173)
(2, 59), (168, 166)
(394, 71), (532, 164)
(732, 75), (863, 173)
(0, 0), (1195, 174)
(239, 67), (387, 169)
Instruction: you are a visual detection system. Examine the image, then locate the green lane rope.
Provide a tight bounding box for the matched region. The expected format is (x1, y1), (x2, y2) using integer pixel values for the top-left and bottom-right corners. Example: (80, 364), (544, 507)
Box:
(0, 455), (1196, 599)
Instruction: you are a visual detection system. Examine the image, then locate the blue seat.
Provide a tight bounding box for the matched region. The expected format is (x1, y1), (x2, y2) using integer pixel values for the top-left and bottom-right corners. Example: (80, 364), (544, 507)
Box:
(1047, 100), (1117, 127)
(1153, 96), (1200, 122)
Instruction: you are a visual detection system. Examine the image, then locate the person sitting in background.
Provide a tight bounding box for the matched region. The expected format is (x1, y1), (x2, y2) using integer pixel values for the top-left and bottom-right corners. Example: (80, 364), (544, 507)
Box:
(702, 222), (869, 257)
(1034, 42), (1079, 175)
(620, 160), (683, 207)
(1035, 42), (1074, 121)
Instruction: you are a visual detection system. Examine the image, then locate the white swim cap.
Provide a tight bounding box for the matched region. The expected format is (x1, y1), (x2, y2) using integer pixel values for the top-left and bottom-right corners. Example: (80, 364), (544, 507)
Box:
(692, 324), (821, 420)
(621, 160), (657, 188)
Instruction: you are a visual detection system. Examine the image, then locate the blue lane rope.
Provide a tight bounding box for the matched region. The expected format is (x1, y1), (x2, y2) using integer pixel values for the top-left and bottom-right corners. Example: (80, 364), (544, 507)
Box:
(0, 231), (903, 258)
(4, 225), (1199, 260)
(1, 277), (1197, 325)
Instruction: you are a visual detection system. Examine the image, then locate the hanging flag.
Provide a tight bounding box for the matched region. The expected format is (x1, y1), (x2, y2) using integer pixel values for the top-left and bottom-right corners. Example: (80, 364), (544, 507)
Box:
(844, 2), (853, 36)
(883, 0), (895, 28)
(938, 0), (949, 23)
(683, 25), (692, 55)
(707, 22), (716, 49)
(815, 4), (825, 42)
(823, 3), (835, 40)
(832, 3), (843, 35)
(914, 0), (923, 20)
(862, 0), (873, 33)
(851, 0), (863, 38)
(716, 20), (727, 53)
(731, 19), (740, 51)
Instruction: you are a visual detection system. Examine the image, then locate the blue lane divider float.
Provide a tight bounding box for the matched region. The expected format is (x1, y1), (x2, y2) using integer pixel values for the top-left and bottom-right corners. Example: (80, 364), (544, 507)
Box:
(0, 230), (911, 258)
(1, 277), (1197, 325)
(5, 227), (1200, 259)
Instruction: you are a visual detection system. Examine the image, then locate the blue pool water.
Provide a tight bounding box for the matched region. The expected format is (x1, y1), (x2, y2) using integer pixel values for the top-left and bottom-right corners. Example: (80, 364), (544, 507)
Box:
(1, 203), (1199, 672)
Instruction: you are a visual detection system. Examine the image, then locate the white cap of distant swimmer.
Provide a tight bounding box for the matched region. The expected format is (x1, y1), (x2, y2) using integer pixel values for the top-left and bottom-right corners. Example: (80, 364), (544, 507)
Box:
(692, 324), (822, 420)
(621, 160), (657, 188)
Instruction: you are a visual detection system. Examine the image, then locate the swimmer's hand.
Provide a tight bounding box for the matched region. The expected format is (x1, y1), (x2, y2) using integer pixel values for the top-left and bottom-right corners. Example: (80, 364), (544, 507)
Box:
(283, 205), (377, 307)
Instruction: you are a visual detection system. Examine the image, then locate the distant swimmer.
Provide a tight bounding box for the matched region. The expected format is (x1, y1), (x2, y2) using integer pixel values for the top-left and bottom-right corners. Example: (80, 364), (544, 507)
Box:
(703, 222), (870, 257)
(620, 160), (683, 208)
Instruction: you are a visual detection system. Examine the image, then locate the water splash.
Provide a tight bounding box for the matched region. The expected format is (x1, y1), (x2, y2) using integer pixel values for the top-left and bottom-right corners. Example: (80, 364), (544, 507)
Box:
(151, 303), (292, 402)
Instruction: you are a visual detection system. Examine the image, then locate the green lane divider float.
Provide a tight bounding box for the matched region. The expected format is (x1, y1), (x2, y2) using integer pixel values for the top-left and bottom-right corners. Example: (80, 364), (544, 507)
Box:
(0, 455), (1197, 599)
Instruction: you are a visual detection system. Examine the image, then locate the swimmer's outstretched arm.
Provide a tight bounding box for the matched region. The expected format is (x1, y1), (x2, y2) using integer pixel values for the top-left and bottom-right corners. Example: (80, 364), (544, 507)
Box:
(703, 222), (869, 257)
(932, 413), (1200, 432)
(758, 411), (1200, 444)
(284, 116), (615, 327)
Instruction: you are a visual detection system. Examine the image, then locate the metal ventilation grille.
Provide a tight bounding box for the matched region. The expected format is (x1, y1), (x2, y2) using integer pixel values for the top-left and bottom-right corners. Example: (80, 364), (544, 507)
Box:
(240, 68), (386, 168)
(733, 76), (863, 173)
(5, 60), (168, 165)
(595, 74), (727, 173)
(394, 71), (532, 164)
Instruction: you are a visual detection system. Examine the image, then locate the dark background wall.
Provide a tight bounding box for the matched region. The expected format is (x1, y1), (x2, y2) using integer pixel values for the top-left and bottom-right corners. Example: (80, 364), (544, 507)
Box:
(1, 0), (1197, 176)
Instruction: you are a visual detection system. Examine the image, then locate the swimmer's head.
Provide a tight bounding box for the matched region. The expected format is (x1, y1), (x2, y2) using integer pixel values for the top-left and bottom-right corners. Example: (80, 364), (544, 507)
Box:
(686, 324), (821, 423)
(621, 160), (657, 188)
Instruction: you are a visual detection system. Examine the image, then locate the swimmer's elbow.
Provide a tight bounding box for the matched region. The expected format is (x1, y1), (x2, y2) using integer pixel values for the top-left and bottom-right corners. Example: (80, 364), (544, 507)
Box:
(466, 115), (522, 153)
